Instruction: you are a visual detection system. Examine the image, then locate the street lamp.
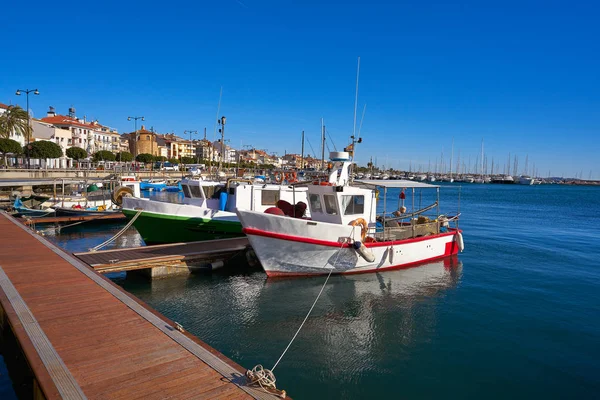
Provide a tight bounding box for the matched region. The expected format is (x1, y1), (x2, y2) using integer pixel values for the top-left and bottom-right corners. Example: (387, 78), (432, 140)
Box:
(127, 116), (144, 158)
(184, 130), (198, 163)
(16, 88), (39, 169)
(217, 116), (226, 172)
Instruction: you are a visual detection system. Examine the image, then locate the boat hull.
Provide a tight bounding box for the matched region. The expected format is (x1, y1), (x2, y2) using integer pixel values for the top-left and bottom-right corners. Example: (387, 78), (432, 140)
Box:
(53, 207), (120, 217)
(237, 210), (461, 277)
(122, 198), (243, 244)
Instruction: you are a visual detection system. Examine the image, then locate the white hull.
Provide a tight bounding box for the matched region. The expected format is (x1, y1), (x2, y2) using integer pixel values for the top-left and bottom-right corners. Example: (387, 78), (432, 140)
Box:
(122, 197), (237, 221)
(519, 177), (535, 185)
(238, 210), (461, 277)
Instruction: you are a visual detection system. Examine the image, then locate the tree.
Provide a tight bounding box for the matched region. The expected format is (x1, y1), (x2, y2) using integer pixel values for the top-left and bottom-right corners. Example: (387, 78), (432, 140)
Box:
(0, 106), (31, 141)
(153, 155), (167, 162)
(93, 150), (116, 162)
(66, 147), (87, 160)
(116, 152), (133, 162)
(24, 140), (62, 159)
(181, 156), (195, 164)
(0, 138), (23, 166)
(136, 153), (154, 163)
(168, 157), (179, 164)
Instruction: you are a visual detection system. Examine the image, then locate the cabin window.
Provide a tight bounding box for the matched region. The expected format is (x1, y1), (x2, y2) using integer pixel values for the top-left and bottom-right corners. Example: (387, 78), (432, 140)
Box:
(182, 184), (192, 198)
(323, 194), (338, 215)
(309, 194), (323, 213)
(262, 190), (280, 205)
(190, 185), (203, 198)
(342, 195), (364, 215)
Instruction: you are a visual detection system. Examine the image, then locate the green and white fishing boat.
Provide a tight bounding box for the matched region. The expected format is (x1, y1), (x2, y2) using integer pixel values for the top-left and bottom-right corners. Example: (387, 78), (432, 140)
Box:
(121, 177), (309, 244)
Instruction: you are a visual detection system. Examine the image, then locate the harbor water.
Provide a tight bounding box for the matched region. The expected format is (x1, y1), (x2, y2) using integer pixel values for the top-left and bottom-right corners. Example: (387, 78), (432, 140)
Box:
(4, 184), (600, 398)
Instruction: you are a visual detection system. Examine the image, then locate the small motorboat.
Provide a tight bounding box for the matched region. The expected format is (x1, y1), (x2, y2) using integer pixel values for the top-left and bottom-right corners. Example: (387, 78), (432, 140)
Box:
(11, 197), (55, 218)
(140, 179), (168, 191)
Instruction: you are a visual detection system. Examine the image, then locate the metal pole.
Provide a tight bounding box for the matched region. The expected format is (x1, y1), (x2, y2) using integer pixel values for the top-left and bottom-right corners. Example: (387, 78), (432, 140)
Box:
(301, 130), (304, 170)
(321, 120), (325, 170)
(412, 188), (415, 238)
(134, 119), (137, 157)
(26, 92), (31, 169)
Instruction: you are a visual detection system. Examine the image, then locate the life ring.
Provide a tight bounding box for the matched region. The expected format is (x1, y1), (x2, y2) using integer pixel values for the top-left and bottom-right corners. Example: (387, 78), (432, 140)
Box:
(274, 172), (283, 184)
(111, 186), (135, 206)
(349, 218), (368, 241)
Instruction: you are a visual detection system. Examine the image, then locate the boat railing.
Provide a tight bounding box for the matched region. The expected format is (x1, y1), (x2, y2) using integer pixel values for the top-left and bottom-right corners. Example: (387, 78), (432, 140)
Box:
(372, 213), (460, 242)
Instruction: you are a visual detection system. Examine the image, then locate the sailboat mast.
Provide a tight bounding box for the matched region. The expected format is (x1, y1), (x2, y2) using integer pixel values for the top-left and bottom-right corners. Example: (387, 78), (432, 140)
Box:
(481, 138), (484, 178)
(450, 138), (454, 179)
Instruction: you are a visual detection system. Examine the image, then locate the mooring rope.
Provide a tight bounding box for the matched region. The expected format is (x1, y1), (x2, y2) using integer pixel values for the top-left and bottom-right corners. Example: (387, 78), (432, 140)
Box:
(247, 226), (355, 397)
(89, 209), (143, 252)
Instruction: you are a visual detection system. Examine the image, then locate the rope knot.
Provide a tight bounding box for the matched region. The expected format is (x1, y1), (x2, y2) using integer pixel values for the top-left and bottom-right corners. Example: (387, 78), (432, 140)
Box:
(246, 365), (286, 398)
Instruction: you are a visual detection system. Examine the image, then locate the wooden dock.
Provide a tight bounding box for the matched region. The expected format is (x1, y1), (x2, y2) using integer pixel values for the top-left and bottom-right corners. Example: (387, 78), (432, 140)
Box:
(0, 212), (282, 399)
(74, 237), (250, 274)
(22, 213), (126, 225)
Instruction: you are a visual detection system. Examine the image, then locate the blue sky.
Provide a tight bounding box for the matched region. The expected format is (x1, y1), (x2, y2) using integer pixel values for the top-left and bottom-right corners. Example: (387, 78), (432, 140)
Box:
(1, 0), (599, 178)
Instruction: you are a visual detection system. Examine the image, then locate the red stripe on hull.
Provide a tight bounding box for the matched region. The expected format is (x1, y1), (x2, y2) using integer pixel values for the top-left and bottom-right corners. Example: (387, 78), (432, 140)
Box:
(264, 250), (457, 278)
(242, 227), (461, 248)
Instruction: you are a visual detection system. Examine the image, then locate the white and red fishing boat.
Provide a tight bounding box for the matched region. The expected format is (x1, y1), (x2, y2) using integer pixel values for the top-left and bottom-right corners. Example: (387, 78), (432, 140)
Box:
(237, 152), (464, 277)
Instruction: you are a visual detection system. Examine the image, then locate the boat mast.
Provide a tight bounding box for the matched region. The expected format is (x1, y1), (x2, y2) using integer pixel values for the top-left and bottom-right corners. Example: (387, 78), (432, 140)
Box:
(481, 138), (484, 179)
(450, 138), (454, 179)
(320, 118), (325, 170)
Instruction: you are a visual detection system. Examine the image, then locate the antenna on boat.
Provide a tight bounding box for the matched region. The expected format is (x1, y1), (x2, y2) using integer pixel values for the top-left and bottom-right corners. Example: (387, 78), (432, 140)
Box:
(350, 56), (361, 181)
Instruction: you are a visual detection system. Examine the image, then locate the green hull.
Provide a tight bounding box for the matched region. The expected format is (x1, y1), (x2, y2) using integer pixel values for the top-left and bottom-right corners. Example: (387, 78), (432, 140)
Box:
(122, 209), (244, 244)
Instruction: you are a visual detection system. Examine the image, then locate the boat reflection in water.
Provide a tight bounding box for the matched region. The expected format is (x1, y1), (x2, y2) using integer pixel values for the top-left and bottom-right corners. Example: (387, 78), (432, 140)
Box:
(254, 256), (463, 385)
(117, 256), (462, 397)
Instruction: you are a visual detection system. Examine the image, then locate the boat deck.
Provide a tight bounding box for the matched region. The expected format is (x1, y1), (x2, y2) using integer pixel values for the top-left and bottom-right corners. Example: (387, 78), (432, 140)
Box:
(0, 212), (279, 399)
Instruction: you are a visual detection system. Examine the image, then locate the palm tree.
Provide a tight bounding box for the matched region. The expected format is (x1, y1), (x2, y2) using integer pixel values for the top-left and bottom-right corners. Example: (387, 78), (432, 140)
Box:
(0, 106), (31, 141)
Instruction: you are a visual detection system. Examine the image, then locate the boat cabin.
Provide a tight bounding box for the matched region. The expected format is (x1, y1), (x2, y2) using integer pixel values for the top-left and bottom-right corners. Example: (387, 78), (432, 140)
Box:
(303, 152), (459, 243)
(180, 178), (310, 215)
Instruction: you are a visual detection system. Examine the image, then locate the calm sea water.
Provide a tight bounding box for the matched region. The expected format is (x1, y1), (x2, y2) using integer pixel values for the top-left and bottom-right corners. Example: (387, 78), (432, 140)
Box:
(4, 184), (600, 399)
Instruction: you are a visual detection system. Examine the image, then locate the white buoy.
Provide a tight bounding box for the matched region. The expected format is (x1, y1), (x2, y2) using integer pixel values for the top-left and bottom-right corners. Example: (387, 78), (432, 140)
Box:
(354, 241), (375, 262)
(456, 232), (464, 252)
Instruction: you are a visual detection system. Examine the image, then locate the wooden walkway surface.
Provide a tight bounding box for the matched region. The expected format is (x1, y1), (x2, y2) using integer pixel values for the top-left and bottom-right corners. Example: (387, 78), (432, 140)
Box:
(74, 237), (250, 273)
(0, 212), (278, 399)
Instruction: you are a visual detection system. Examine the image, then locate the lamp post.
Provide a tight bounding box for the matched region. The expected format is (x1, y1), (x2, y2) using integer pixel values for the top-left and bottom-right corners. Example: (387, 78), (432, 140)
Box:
(15, 88), (39, 169)
(127, 116), (144, 167)
(184, 130), (198, 163)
